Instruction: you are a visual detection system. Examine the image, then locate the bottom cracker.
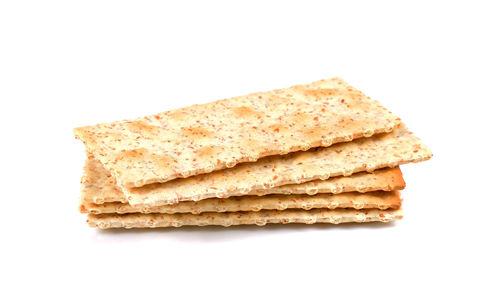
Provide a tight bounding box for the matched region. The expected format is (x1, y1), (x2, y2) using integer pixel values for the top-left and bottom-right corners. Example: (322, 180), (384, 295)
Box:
(87, 208), (403, 229)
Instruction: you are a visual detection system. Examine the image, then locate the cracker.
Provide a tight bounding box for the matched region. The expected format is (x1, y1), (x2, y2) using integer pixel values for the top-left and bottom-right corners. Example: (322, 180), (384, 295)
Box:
(81, 152), (126, 203)
(87, 208), (403, 228)
(82, 154), (404, 204)
(74, 78), (399, 188)
(125, 123), (430, 206)
(251, 168), (405, 195)
(80, 191), (401, 214)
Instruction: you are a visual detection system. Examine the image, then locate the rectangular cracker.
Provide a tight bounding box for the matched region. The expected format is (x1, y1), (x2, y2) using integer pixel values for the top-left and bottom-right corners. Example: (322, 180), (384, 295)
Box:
(74, 77), (399, 188)
(81, 152), (405, 204)
(125, 123), (430, 207)
(80, 191), (401, 215)
(87, 208), (403, 228)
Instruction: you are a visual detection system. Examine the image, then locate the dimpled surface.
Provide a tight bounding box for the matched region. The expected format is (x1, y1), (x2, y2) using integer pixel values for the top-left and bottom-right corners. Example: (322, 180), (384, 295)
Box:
(80, 153), (405, 204)
(74, 78), (398, 188)
(123, 124), (431, 206)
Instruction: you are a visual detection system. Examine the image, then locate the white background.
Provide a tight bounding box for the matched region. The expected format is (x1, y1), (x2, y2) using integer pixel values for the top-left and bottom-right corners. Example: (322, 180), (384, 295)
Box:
(1, 1), (499, 299)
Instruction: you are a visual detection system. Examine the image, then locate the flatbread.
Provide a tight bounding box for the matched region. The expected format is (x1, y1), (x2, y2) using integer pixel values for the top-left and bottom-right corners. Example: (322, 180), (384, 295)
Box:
(81, 153), (405, 204)
(87, 208), (403, 228)
(125, 123), (430, 207)
(80, 191), (401, 214)
(74, 78), (399, 188)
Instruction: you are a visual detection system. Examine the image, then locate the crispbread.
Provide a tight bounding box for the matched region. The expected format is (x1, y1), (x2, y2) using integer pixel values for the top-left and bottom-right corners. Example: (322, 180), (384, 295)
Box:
(124, 123), (430, 207)
(80, 191), (401, 214)
(82, 153), (404, 204)
(80, 153), (126, 203)
(252, 167), (405, 195)
(74, 78), (399, 188)
(87, 208), (403, 228)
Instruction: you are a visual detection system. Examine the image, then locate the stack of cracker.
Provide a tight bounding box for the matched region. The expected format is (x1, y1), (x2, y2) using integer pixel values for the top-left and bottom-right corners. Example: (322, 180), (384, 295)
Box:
(74, 78), (431, 229)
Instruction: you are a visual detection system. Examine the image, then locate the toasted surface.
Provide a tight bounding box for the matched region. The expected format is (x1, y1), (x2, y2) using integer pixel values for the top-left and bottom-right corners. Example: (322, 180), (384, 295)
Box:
(74, 78), (398, 188)
(87, 208), (403, 228)
(124, 124), (430, 206)
(80, 191), (401, 214)
(81, 153), (405, 204)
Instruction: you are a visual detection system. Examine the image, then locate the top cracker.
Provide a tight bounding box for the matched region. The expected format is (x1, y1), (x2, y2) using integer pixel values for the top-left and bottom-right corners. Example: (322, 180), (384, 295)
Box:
(74, 78), (399, 188)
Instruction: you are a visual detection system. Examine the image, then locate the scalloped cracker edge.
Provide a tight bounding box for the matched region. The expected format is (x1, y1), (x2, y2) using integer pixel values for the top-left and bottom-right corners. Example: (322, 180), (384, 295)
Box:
(81, 153), (405, 204)
(74, 77), (399, 188)
(124, 123), (430, 206)
(87, 208), (403, 228)
(80, 191), (401, 214)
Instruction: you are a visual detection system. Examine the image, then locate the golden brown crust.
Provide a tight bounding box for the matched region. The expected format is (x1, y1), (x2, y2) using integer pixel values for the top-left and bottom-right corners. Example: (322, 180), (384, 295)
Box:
(74, 78), (399, 188)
